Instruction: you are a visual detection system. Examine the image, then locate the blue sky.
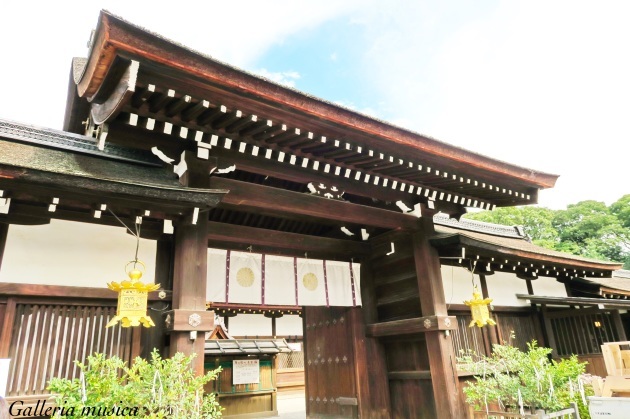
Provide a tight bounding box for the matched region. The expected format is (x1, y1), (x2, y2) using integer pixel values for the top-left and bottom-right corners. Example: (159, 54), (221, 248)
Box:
(1, 1), (628, 209)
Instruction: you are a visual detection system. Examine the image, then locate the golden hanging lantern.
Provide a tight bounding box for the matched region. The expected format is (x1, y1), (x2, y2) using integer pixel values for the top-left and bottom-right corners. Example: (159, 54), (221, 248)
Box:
(464, 285), (496, 328)
(106, 260), (161, 328)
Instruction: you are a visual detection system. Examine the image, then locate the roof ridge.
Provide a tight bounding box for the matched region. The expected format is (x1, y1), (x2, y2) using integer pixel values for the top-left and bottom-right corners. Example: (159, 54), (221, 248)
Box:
(433, 213), (526, 239)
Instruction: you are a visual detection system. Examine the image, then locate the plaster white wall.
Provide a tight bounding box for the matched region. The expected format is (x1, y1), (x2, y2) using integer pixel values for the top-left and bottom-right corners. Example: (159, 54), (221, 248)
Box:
(484, 271), (530, 306)
(276, 315), (303, 336)
(531, 275), (567, 298)
(228, 314), (272, 337)
(441, 265), (530, 307)
(0, 219), (157, 286)
(441, 265), (477, 306)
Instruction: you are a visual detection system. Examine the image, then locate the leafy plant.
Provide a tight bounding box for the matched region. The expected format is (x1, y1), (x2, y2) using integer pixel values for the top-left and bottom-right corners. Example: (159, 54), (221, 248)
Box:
(48, 350), (222, 418)
(458, 340), (592, 416)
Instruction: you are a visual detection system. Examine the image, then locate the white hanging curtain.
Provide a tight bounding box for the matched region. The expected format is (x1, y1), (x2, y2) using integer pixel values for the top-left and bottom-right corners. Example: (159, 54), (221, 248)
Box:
(206, 248), (361, 307)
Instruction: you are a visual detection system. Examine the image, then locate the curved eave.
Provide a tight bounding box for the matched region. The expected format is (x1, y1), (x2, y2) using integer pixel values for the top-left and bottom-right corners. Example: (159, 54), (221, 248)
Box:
(431, 232), (623, 272)
(77, 10), (558, 191)
(0, 137), (227, 213)
(1, 166), (227, 211)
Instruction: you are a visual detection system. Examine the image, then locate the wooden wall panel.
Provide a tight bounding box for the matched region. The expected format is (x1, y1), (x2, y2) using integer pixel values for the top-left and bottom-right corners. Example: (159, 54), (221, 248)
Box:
(5, 302), (133, 397)
(389, 380), (436, 418)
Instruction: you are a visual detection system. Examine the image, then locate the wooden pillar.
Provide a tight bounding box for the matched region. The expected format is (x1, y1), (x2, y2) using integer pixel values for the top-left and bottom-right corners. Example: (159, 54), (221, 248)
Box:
(541, 304), (558, 353)
(141, 235), (173, 358)
(170, 152), (213, 375)
(612, 310), (628, 341)
(479, 274), (499, 350)
(351, 260), (390, 418)
(412, 217), (464, 418)
(0, 223), (8, 273)
(525, 279), (534, 295)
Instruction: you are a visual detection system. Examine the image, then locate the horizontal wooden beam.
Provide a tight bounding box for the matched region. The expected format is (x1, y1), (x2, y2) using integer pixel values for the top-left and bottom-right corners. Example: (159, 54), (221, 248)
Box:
(209, 177), (418, 230)
(388, 370), (431, 380)
(517, 294), (630, 309)
(366, 315), (457, 337)
(206, 146), (467, 216)
(207, 221), (369, 258)
(0, 283), (171, 301)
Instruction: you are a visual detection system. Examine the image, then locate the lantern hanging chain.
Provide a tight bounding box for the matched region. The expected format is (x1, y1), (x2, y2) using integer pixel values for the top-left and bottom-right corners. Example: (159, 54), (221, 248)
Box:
(469, 259), (478, 288)
(106, 208), (141, 267)
(133, 221), (141, 268)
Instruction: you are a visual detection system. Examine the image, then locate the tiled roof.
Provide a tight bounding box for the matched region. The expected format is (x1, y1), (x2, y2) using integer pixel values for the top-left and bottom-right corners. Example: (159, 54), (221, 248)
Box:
(432, 214), (622, 270)
(0, 118), (159, 166)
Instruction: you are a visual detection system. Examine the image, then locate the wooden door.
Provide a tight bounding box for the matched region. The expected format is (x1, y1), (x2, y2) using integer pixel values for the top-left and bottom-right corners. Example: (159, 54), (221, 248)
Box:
(304, 306), (358, 418)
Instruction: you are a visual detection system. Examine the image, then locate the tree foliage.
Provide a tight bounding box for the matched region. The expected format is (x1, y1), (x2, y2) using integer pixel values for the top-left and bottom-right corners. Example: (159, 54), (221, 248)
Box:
(465, 195), (630, 269)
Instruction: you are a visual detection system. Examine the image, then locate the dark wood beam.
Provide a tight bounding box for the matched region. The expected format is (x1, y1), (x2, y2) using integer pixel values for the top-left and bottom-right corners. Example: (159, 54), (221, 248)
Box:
(0, 282), (171, 301)
(209, 177), (418, 230)
(366, 315), (457, 337)
(206, 221), (369, 258)
(206, 145), (467, 216)
(0, 223), (8, 274)
(1, 201), (163, 235)
(388, 370), (431, 380)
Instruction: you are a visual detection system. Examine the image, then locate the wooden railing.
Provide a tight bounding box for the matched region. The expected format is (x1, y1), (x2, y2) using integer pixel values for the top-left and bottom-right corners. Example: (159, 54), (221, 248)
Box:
(0, 283), (167, 399)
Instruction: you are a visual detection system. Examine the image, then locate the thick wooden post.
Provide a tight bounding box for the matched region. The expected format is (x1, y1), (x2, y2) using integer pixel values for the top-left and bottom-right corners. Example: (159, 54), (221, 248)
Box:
(0, 223), (8, 272)
(351, 260), (391, 418)
(170, 152), (212, 375)
(612, 310), (628, 341)
(479, 274), (499, 349)
(412, 217), (464, 418)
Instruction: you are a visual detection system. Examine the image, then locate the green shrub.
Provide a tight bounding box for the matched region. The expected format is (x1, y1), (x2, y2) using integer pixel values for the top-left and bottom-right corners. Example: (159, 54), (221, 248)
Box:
(458, 340), (592, 416)
(48, 350), (222, 418)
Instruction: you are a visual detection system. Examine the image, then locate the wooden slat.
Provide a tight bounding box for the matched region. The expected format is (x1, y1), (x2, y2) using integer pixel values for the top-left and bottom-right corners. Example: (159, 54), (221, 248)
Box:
(0, 297), (16, 357)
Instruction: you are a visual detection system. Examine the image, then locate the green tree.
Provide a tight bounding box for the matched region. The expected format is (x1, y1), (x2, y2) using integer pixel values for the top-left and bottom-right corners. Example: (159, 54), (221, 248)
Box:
(465, 206), (559, 246)
(611, 194), (630, 229)
(552, 200), (629, 264)
(464, 196), (630, 268)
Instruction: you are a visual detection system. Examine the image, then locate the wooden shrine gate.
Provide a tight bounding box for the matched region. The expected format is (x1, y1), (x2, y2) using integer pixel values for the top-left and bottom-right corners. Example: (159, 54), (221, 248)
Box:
(4, 10), (567, 418)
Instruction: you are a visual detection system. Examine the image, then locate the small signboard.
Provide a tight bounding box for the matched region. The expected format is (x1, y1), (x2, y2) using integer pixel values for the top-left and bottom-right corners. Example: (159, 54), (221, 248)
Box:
(233, 359), (260, 385)
(0, 358), (10, 397)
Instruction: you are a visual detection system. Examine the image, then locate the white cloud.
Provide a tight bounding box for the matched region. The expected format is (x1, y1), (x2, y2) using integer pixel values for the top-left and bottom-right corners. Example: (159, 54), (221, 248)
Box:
(332, 100), (379, 119)
(254, 69), (301, 88)
(351, 1), (630, 208)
